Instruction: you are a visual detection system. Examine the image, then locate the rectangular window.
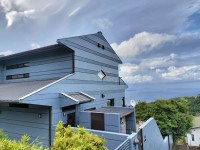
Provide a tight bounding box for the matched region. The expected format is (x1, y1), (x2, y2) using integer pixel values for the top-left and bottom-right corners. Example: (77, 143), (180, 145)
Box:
(107, 99), (114, 106)
(9, 104), (29, 108)
(6, 73), (29, 80)
(192, 134), (195, 141)
(6, 62), (29, 70)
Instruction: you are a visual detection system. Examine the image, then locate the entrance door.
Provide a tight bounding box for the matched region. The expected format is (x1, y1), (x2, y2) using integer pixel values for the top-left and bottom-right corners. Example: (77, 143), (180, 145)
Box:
(67, 112), (75, 127)
(91, 113), (104, 131)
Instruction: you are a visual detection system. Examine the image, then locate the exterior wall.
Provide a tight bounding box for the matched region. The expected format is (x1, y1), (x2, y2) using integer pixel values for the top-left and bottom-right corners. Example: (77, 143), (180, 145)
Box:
(79, 111), (121, 133)
(86, 128), (129, 150)
(0, 48), (73, 83)
(21, 33), (127, 144)
(187, 128), (200, 146)
(138, 117), (173, 150)
(0, 103), (50, 146)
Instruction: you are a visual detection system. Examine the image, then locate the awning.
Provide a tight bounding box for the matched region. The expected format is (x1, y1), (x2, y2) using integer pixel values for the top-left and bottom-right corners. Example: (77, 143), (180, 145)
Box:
(61, 92), (95, 104)
(90, 107), (134, 117)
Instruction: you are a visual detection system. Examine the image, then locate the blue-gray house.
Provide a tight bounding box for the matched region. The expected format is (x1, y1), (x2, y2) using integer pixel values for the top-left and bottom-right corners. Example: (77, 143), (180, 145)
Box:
(0, 32), (173, 150)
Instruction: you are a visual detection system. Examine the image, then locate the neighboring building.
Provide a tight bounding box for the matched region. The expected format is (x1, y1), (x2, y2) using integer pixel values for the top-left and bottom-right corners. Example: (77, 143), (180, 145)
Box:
(0, 32), (172, 150)
(187, 116), (200, 146)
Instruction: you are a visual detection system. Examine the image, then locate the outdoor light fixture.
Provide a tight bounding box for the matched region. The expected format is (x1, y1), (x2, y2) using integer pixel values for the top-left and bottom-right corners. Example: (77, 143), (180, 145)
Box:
(134, 138), (139, 144)
(63, 112), (66, 116)
(38, 114), (42, 118)
(101, 94), (105, 98)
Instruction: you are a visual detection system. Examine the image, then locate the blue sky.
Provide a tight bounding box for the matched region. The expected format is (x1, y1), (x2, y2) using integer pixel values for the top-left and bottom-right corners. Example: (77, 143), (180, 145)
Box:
(1, 0), (200, 101)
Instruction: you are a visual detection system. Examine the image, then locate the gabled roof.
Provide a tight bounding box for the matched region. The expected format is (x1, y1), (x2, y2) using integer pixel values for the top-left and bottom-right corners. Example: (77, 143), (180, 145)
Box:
(61, 92), (95, 104)
(57, 32), (123, 64)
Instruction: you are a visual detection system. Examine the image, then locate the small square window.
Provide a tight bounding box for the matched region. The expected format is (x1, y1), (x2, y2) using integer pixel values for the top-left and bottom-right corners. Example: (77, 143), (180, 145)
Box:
(107, 99), (114, 106)
(98, 70), (106, 80)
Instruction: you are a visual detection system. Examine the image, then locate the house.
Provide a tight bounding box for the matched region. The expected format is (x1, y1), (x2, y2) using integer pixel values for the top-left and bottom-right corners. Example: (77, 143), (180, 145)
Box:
(0, 32), (173, 150)
(187, 116), (200, 146)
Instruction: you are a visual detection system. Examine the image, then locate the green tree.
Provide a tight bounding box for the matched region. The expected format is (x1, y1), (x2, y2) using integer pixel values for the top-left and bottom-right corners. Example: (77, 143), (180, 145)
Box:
(52, 121), (107, 150)
(136, 99), (193, 142)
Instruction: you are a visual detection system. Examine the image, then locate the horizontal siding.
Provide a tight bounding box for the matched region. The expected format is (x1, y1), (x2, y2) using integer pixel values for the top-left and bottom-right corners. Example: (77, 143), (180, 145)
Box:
(75, 56), (117, 69)
(80, 36), (115, 54)
(76, 68), (118, 77)
(75, 61), (119, 75)
(1, 50), (73, 83)
(0, 105), (49, 146)
(60, 39), (121, 63)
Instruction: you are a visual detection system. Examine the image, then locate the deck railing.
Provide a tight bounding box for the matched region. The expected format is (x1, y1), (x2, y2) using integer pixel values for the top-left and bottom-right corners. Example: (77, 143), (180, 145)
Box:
(115, 138), (130, 150)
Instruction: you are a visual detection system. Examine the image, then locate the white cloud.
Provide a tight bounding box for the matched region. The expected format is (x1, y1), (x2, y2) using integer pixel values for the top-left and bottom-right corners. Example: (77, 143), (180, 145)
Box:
(6, 9), (35, 27)
(0, 0), (12, 12)
(93, 18), (113, 29)
(119, 53), (178, 83)
(123, 74), (153, 84)
(161, 65), (200, 80)
(0, 50), (14, 56)
(30, 43), (40, 49)
(111, 32), (177, 57)
(140, 53), (176, 70)
(68, 7), (81, 17)
(119, 63), (139, 76)
(119, 63), (153, 83)
(0, 0), (79, 27)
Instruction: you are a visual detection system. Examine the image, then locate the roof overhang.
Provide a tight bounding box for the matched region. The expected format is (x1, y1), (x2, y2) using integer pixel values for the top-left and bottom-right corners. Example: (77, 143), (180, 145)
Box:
(61, 92), (95, 104)
(90, 107), (134, 118)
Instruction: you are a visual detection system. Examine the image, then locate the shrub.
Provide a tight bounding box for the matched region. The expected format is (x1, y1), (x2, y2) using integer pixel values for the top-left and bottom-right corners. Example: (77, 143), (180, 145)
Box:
(0, 131), (46, 150)
(0, 129), (7, 140)
(52, 121), (107, 150)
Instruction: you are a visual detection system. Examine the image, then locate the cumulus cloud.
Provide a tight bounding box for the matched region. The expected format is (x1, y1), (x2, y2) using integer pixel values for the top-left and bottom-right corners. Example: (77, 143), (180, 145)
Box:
(140, 53), (176, 70)
(30, 43), (40, 49)
(111, 32), (177, 57)
(0, 50), (14, 56)
(93, 18), (113, 29)
(161, 65), (200, 80)
(119, 63), (139, 76)
(119, 53), (177, 83)
(122, 74), (153, 84)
